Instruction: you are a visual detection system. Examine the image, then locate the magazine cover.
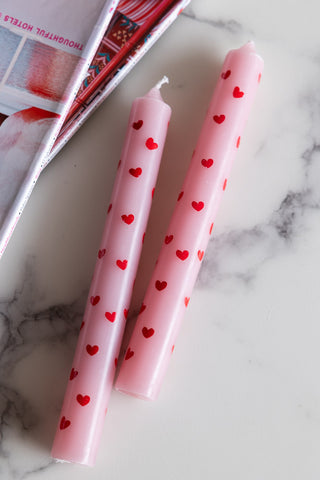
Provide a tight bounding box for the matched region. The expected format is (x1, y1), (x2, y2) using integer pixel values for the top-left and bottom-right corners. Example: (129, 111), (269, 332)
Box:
(0, 0), (119, 258)
(49, 0), (191, 161)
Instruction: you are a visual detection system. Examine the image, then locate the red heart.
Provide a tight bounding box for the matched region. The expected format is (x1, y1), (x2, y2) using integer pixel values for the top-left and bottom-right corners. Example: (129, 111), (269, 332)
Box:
(165, 234), (173, 244)
(121, 214), (134, 225)
(69, 368), (78, 380)
(116, 259), (127, 270)
(198, 250), (204, 261)
(142, 327), (154, 338)
(236, 136), (241, 148)
(60, 416), (71, 430)
(184, 297), (190, 307)
(171, 345), (175, 353)
(86, 344), (99, 356)
(233, 86), (244, 98)
(98, 249), (106, 259)
(209, 223), (214, 235)
(146, 137), (158, 150)
(213, 114), (225, 124)
(76, 394), (90, 406)
(133, 119), (143, 130)
(140, 303), (146, 314)
(221, 69), (231, 80)
(201, 158), (213, 168)
(223, 179), (227, 191)
(114, 357), (118, 368)
(80, 321), (85, 330)
(90, 295), (100, 306)
(152, 187), (155, 198)
(176, 249), (189, 261)
(107, 203), (112, 213)
(125, 347), (134, 360)
(155, 280), (167, 291)
(192, 201), (204, 211)
(129, 167), (142, 178)
(124, 308), (128, 319)
(177, 191), (184, 201)
(105, 311), (116, 323)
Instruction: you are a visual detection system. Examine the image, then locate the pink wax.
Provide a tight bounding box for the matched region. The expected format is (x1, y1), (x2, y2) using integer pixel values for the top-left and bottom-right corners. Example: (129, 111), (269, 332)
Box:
(115, 42), (264, 401)
(51, 80), (171, 465)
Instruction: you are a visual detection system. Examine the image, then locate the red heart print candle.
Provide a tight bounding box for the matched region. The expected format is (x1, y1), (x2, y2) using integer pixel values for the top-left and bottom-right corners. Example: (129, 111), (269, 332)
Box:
(115, 42), (264, 401)
(51, 78), (171, 466)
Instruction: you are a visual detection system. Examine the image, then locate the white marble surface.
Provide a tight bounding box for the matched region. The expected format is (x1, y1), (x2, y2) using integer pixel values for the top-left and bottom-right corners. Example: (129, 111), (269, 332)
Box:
(1, 0), (320, 478)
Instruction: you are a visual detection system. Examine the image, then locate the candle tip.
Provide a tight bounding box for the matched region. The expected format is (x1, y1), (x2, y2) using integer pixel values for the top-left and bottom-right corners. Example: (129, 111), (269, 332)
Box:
(155, 76), (169, 90)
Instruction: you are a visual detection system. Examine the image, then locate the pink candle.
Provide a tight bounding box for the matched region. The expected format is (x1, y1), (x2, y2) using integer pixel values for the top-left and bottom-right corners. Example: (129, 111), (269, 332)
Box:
(115, 42), (264, 400)
(51, 78), (171, 466)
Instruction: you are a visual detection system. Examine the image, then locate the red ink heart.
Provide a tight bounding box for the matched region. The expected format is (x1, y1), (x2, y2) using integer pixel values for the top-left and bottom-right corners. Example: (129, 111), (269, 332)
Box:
(107, 203), (112, 213)
(133, 119), (143, 130)
(116, 259), (127, 270)
(140, 303), (146, 314)
(98, 249), (106, 259)
(129, 167), (142, 178)
(221, 69), (231, 80)
(90, 295), (100, 306)
(155, 280), (167, 291)
(142, 327), (154, 338)
(177, 191), (184, 201)
(80, 321), (85, 330)
(209, 223), (214, 235)
(213, 114), (225, 124)
(105, 311), (116, 323)
(184, 297), (190, 307)
(125, 347), (134, 360)
(86, 344), (99, 356)
(236, 136), (241, 148)
(171, 345), (175, 353)
(124, 308), (128, 319)
(60, 416), (71, 430)
(201, 158), (213, 168)
(76, 394), (90, 406)
(146, 137), (158, 150)
(121, 214), (134, 225)
(114, 357), (118, 368)
(233, 86), (244, 98)
(192, 201), (204, 211)
(165, 234), (173, 244)
(176, 249), (189, 261)
(198, 250), (204, 261)
(223, 179), (227, 191)
(142, 232), (146, 244)
(69, 368), (78, 380)
(152, 187), (155, 198)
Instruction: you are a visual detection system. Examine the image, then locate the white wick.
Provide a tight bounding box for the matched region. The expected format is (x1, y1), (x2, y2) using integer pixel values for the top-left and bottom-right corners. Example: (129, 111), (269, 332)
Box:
(155, 76), (169, 90)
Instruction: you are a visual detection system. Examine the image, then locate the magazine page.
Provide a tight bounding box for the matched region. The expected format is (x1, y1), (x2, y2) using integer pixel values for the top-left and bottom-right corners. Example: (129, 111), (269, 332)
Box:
(0, 0), (118, 257)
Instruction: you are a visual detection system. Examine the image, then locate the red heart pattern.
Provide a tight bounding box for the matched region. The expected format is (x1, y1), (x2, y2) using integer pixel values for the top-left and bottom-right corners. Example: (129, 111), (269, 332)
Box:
(125, 347), (134, 360)
(60, 416), (71, 430)
(236, 136), (241, 148)
(233, 86), (244, 98)
(201, 158), (213, 168)
(213, 114), (225, 124)
(177, 191), (184, 201)
(121, 214), (134, 225)
(184, 297), (190, 307)
(221, 69), (231, 79)
(132, 119), (143, 130)
(124, 308), (128, 319)
(155, 280), (167, 291)
(146, 137), (158, 150)
(105, 311), (116, 323)
(223, 179), (227, 191)
(116, 259), (128, 270)
(86, 344), (99, 356)
(77, 394), (90, 406)
(70, 368), (78, 380)
(142, 326), (154, 338)
(129, 167), (142, 178)
(165, 234), (173, 244)
(198, 250), (204, 261)
(176, 249), (189, 261)
(192, 201), (204, 211)
(90, 295), (100, 306)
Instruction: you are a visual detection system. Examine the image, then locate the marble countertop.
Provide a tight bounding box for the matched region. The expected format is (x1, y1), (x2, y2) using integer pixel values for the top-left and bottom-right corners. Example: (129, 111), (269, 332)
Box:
(1, 0), (320, 478)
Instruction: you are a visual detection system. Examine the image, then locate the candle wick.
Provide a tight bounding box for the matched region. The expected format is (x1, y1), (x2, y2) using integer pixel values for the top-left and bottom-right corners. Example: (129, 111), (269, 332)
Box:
(155, 76), (169, 90)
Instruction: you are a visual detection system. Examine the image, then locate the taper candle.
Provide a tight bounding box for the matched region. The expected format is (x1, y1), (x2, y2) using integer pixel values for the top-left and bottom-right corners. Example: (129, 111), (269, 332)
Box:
(51, 78), (171, 465)
(115, 42), (264, 400)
